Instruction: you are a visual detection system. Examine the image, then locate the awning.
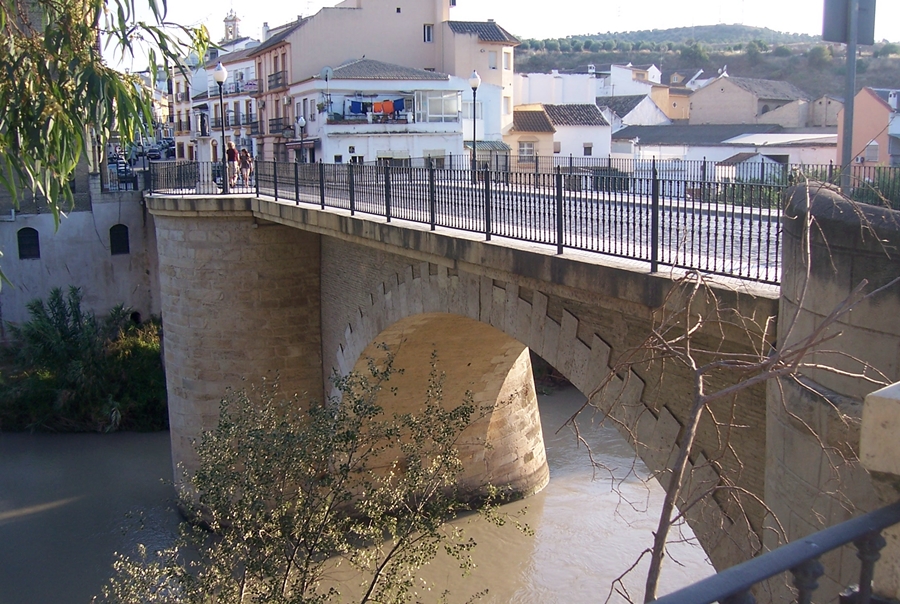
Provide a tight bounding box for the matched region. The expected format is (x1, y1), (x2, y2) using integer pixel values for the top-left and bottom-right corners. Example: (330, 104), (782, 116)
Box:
(463, 140), (511, 152)
(285, 138), (319, 149)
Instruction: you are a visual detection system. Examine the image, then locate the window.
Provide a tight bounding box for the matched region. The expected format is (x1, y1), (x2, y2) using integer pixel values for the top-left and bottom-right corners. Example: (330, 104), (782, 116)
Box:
(488, 51), (498, 69)
(518, 141), (535, 157)
(503, 52), (511, 70)
(462, 101), (482, 119)
(17, 227), (39, 259)
(110, 224), (130, 255)
(334, 155), (343, 163)
(553, 141), (561, 154)
(865, 141), (880, 163)
(424, 24), (434, 43)
(415, 91), (459, 123)
(583, 143), (593, 157)
(503, 96), (511, 115)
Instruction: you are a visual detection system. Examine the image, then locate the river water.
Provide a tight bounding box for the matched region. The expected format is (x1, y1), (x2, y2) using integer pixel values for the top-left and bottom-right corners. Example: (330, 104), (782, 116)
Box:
(0, 386), (713, 603)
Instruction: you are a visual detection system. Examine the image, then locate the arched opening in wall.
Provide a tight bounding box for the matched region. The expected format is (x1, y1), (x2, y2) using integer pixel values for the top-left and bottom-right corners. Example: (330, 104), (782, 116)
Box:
(17, 227), (40, 259)
(349, 312), (713, 599)
(110, 224), (130, 255)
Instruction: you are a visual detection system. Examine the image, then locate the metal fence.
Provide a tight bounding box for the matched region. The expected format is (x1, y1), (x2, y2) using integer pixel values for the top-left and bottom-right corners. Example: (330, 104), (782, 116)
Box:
(150, 158), (783, 284)
(653, 500), (900, 604)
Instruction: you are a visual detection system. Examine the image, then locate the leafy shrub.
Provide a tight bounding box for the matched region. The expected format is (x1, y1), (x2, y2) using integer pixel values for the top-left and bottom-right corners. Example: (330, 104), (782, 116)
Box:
(99, 354), (523, 603)
(0, 287), (166, 431)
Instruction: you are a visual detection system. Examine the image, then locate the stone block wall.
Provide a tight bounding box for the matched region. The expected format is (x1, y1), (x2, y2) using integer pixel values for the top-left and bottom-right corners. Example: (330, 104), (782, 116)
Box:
(764, 185), (900, 601)
(152, 204), (324, 478)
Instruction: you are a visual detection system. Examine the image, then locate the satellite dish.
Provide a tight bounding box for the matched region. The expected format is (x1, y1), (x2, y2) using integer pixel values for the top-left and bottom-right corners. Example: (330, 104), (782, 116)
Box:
(320, 66), (334, 82)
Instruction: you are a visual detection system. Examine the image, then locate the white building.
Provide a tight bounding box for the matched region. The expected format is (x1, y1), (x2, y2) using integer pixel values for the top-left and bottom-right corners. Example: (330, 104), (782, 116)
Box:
(285, 59), (502, 165)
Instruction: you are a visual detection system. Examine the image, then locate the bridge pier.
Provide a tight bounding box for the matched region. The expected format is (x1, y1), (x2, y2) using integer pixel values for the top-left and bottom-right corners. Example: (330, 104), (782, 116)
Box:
(764, 186), (900, 601)
(152, 199), (324, 478)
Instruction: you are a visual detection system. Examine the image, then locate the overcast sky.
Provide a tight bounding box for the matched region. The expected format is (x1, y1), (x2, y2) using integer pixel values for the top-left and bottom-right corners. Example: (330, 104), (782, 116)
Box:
(117, 0), (900, 71)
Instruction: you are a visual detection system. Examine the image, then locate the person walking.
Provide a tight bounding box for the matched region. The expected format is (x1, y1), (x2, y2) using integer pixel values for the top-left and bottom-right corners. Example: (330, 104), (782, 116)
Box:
(239, 149), (253, 188)
(226, 141), (239, 188)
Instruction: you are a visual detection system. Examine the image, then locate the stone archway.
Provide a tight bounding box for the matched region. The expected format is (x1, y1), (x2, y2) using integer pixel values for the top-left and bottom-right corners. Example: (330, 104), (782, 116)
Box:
(351, 313), (549, 497)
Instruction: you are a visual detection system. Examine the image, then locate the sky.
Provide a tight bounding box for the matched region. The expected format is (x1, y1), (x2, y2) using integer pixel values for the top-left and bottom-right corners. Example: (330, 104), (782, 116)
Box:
(117, 0), (900, 71)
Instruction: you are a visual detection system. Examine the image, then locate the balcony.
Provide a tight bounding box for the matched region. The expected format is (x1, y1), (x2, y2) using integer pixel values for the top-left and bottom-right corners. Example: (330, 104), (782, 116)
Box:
(249, 121), (260, 135)
(242, 113), (257, 126)
(227, 113), (241, 128)
(268, 117), (285, 135)
(212, 116), (224, 129)
(267, 71), (287, 91)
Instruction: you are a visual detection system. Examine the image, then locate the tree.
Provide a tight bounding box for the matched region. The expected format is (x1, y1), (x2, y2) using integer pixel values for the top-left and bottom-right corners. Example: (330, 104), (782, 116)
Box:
(544, 39), (560, 52)
(99, 353), (522, 603)
(601, 40), (615, 51)
(570, 39), (583, 52)
(616, 40), (633, 52)
(772, 45), (792, 57)
(876, 42), (900, 57)
(582, 39), (594, 51)
(679, 43), (709, 64)
(808, 45), (833, 69)
(0, 0), (208, 230)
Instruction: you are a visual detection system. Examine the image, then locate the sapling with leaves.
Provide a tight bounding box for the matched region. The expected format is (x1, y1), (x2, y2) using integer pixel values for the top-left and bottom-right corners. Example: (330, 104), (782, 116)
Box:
(99, 351), (523, 603)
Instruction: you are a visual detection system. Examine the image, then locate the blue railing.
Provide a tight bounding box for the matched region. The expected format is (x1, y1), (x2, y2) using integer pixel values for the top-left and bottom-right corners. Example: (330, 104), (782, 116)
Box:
(653, 500), (900, 604)
(149, 159), (783, 284)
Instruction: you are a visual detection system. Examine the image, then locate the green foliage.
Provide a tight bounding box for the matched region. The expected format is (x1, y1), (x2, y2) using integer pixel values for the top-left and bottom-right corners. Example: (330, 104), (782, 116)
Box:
(876, 43), (900, 58)
(679, 43), (709, 64)
(0, 286), (166, 431)
(808, 45), (833, 69)
(99, 354), (522, 603)
(0, 0), (209, 233)
(544, 39), (559, 52)
(772, 45), (792, 57)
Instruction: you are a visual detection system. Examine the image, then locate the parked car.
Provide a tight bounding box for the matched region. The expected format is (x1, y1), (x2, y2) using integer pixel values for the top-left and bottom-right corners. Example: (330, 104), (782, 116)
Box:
(147, 146), (161, 160)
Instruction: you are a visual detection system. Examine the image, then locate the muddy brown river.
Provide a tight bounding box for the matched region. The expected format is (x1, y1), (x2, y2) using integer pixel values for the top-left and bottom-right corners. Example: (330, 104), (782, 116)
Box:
(0, 387), (713, 603)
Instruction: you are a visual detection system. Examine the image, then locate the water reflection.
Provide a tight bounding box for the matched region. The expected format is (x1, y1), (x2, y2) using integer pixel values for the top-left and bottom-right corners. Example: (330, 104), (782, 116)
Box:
(0, 387), (713, 604)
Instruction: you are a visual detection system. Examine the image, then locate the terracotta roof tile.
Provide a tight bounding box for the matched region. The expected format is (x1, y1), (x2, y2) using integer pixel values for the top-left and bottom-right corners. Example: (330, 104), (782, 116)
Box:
(327, 59), (449, 81)
(512, 110), (555, 133)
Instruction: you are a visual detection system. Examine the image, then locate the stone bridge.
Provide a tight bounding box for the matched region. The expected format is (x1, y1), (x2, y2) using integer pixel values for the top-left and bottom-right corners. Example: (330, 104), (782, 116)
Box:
(146, 186), (899, 597)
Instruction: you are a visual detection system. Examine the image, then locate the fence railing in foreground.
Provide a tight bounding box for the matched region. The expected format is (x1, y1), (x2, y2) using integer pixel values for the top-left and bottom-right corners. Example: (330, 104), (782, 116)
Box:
(149, 159), (783, 285)
(652, 500), (900, 604)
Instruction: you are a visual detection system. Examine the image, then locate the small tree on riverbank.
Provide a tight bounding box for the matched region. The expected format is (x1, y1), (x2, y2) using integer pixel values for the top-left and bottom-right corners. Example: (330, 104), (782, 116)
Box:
(99, 353), (519, 603)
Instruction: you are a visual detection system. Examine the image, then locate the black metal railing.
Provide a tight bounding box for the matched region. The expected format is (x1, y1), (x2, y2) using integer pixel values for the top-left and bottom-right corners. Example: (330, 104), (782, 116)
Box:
(249, 121), (260, 135)
(653, 500), (900, 604)
(242, 113), (257, 126)
(268, 117), (285, 135)
(148, 160), (256, 195)
(212, 116), (224, 129)
(150, 159), (789, 284)
(267, 70), (287, 90)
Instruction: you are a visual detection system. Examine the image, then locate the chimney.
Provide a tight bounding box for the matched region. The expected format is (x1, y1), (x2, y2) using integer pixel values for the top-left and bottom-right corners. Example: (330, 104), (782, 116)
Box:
(890, 91), (899, 111)
(587, 64), (596, 74)
(262, 22), (270, 41)
(487, 18), (494, 22)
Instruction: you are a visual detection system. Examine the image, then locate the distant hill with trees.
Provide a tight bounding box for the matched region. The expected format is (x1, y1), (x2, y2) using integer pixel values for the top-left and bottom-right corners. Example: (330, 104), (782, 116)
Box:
(515, 24), (900, 100)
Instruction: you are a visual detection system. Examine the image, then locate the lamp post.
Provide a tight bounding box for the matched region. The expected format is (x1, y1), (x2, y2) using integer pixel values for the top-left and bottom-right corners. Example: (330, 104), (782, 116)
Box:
(213, 62), (228, 193)
(296, 115), (307, 163)
(469, 70), (481, 184)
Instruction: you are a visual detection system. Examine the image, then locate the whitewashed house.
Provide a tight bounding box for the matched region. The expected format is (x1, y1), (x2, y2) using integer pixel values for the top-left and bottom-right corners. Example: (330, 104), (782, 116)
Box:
(285, 59), (503, 165)
(596, 95), (671, 132)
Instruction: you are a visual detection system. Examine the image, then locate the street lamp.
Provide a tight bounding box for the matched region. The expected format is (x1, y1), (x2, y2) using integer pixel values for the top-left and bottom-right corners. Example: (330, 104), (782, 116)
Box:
(213, 62), (228, 193)
(469, 70), (481, 184)
(296, 115), (307, 163)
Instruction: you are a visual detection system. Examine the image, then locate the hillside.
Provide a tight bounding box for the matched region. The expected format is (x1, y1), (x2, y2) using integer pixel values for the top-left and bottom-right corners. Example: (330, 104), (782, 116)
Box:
(515, 24), (900, 100)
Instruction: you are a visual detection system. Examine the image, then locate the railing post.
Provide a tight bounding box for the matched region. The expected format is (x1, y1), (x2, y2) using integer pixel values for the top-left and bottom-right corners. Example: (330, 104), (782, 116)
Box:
(254, 159), (260, 197)
(651, 158), (660, 272)
(348, 162), (356, 216)
(148, 162), (155, 194)
(319, 161), (326, 209)
(273, 160), (279, 201)
(700, 156), (707, 202)
(555, 166), (563, 254)
(428, 157), (436, 231)
(854, 531), (887, 604)
(383, 165), (392, 223)
(791, 558), (824, 604)
(484, 166), (491, 241)
(294, 162), (300, 205)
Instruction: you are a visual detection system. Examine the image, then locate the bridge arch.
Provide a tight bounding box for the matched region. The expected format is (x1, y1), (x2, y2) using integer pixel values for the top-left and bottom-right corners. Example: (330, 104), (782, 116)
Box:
(324, 250), (759, 567)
